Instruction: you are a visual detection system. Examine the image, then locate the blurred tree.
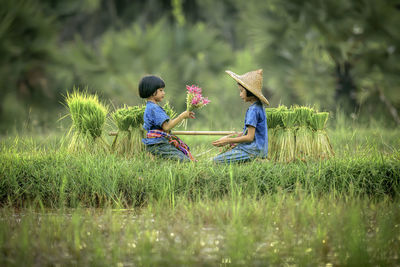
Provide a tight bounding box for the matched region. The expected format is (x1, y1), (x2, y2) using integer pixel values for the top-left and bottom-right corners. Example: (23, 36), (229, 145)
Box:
(236, 0), (400, 124)
(57, 18), (233, 112)
(1, 0), (399, 130)
(0, 0), (57, 126)
(191, 0), (241, 48)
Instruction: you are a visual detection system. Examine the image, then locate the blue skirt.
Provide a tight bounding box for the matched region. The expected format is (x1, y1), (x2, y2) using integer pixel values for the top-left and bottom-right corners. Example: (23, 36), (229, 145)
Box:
(213, 146), (255, 164)
(145, 142), (190, 162)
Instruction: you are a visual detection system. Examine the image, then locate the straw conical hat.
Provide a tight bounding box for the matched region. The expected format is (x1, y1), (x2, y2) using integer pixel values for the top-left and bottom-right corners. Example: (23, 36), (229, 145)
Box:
(225, 69), (269, 105)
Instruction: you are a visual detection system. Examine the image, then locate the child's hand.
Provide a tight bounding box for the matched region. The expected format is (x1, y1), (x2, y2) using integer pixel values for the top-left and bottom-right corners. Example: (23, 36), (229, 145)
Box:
(181, 110), (195, 119)
(212, 136), (230, 147)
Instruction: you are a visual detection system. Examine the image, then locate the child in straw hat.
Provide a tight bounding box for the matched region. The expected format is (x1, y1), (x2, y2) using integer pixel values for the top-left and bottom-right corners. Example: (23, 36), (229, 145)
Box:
(139, 75), (196, 162)
(212, 69), (269, 163)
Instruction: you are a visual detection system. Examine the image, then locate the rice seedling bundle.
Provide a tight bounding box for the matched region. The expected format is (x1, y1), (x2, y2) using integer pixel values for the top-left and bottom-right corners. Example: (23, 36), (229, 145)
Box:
(265, 108), (283, 129)
(265, 106), (286, 160)
(265, 109), (277, 160)
(111, 105), (145, 156)
(309, 111), (328, 132)
(275, 105), (288, 126)
(275, 111), (297, 162)
(113, 105), (145, 131)
(310, 112), (334, 159)
(66, 90), (109, 153)
(162, 101), (178, 119)
(266, 105), (334, 162)
(294, 106), (314, 161)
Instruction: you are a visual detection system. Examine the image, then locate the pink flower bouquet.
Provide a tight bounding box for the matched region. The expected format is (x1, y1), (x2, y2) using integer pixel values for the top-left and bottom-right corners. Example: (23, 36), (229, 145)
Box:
(183, 85), (210, 129)
(186, 85), (210, 111)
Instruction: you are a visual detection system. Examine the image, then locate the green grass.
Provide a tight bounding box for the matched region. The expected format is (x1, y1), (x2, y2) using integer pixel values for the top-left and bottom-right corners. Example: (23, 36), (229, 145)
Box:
(1, 126), (399, 208)
(0, 195), (399, 266)
(0, 125), (399, 265)
(0, 139), (399, 208)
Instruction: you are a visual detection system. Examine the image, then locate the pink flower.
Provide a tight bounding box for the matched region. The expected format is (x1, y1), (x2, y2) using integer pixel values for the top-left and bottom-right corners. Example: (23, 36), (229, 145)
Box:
(202, 97), (210, 105)
(186, 85), (202, 94)
(191, 94), (201, 105)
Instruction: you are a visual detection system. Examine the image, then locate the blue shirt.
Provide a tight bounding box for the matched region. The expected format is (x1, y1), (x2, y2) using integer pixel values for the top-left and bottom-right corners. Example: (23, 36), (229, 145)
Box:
(237, 102), (268, 157)
(142, 101), (170, 145)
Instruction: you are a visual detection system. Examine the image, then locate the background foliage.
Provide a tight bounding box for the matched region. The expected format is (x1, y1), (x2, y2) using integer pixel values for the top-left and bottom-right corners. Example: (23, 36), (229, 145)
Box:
(1, 0), (399, 133)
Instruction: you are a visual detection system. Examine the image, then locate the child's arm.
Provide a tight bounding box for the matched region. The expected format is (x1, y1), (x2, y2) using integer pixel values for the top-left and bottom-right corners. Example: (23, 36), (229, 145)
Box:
(162, 110), (195, 131)
(228, 131), (243, 137)
(212, 126), (255, 147)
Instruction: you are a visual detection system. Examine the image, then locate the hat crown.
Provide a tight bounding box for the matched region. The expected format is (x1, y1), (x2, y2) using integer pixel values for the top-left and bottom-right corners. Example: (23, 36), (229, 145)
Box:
(225, 68), (269, 105)
(238, 69), (263, 93)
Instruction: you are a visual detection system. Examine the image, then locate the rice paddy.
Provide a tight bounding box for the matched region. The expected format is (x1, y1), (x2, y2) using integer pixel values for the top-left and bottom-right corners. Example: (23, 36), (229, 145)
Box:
(0, 100), (399, 265)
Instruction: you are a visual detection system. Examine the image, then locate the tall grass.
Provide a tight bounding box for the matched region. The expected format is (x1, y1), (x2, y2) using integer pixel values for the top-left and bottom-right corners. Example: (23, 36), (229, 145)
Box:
(0, 195), (399, 266)
(0, 138), (399, 208)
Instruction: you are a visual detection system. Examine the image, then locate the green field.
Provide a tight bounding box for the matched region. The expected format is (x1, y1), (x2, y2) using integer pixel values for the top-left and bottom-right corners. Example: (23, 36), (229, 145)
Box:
(1, 125), (400, 266)
(1, 0), (400, 265)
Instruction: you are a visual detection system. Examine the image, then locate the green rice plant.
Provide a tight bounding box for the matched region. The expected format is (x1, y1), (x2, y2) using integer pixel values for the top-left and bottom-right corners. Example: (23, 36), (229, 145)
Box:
(265, 108), (283, 129)
(266, 126), (276, 161)
(309, 111), (329, 131)
(310, 112), (335, 159)
(276, 105), (288, 126)
(162, 101), (177, 120)
(111, 105), (145, 156)
(266, 107), (286, 161)
(277, 104), (288, 112)
(275, 111), (297, 162)
(65, 89), (109, 153)
(282, 111), (297, 128)
(268, 127), (280, 161)
(111, 128), (145, 157)
(294, 106), (315, 161)
(265, 109), (277, 161)
(295, 127), (313, 161)
(113, 105), (145, 131)
(294, 106), (314, 127)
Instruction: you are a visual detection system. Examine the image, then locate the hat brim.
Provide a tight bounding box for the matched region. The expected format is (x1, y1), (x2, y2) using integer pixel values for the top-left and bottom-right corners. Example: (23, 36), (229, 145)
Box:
(225, 70), (270, 105)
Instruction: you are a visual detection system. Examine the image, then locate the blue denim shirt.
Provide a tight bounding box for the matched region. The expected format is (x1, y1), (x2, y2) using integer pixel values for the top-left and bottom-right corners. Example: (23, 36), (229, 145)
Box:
(142, 101), (170, 145)
(237, 102), (268, 157)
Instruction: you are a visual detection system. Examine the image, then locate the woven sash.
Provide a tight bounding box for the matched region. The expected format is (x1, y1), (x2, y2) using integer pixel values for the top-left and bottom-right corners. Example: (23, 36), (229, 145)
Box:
(146, 130), (195, 161)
